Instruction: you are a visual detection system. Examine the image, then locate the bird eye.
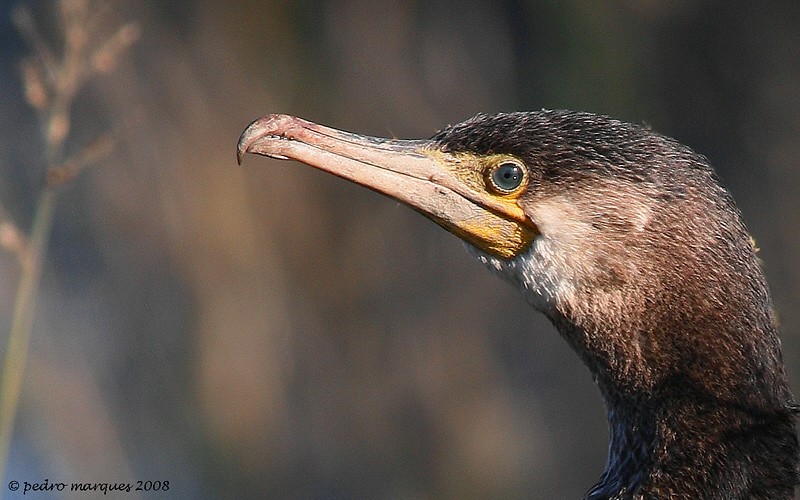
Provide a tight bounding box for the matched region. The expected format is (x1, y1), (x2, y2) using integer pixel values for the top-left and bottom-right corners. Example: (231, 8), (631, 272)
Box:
(488, 161), (525, 194)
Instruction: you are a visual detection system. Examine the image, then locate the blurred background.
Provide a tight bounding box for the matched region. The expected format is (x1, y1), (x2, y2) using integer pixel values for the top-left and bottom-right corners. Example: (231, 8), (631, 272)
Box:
(0, 0), (798, 498)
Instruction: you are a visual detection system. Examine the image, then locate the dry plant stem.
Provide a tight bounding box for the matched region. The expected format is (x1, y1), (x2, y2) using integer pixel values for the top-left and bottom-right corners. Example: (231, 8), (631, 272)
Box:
(0, 5), (80, 486)
(0, 188), (56, 485)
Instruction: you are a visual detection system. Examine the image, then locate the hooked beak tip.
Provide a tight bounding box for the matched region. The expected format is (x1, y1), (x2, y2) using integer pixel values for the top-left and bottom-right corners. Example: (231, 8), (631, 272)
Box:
(237, 114), (300, 165)
(236, 118), (262, 165)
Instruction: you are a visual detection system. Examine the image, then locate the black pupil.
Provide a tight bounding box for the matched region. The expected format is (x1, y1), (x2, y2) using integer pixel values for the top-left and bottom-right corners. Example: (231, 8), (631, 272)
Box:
(492, 163), (523, 192)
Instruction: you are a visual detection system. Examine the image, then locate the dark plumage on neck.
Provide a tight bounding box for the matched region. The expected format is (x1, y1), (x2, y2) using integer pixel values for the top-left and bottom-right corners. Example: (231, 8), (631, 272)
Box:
(433, 110), (799, 498)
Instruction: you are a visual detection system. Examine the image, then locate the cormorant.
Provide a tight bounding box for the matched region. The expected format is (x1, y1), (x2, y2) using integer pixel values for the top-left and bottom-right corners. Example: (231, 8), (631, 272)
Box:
(237, 110), (799, 499)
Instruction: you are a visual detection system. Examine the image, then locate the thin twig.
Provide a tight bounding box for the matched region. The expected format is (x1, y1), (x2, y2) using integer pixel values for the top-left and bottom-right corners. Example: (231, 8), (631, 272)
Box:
(47, 135), (116, 186)
(0, 189), (55, 484)
(11, 6), (59, 88)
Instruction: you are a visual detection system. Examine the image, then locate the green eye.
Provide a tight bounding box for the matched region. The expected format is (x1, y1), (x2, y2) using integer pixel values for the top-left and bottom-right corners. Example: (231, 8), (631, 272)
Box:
(489, 161), (525, 194)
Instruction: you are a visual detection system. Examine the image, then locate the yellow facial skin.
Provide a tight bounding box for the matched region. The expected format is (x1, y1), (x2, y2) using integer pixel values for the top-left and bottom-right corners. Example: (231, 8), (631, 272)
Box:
(420, 150), (537, 259)
(443, 213), (537, 260)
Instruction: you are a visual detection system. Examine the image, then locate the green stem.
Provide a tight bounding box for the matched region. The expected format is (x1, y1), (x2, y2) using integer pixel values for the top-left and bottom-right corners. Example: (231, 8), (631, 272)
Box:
(0, 187), (57, 490)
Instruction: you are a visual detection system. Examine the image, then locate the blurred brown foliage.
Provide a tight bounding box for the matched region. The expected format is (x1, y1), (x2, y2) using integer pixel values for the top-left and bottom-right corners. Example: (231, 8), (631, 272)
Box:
(0, 1), (798, 498)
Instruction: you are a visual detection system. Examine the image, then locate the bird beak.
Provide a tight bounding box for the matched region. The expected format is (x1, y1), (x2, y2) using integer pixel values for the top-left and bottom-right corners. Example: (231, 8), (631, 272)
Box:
(237, 114), (537, 259)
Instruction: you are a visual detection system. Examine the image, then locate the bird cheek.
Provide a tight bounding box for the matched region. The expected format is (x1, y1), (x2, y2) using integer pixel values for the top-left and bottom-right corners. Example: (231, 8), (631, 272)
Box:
(445, 215), (537, 260)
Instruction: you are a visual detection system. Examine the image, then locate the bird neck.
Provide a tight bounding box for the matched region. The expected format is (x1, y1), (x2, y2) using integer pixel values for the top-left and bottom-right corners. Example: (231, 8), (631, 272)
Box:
(583, 364), (799, 499)
(530, 261), (800, 498)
